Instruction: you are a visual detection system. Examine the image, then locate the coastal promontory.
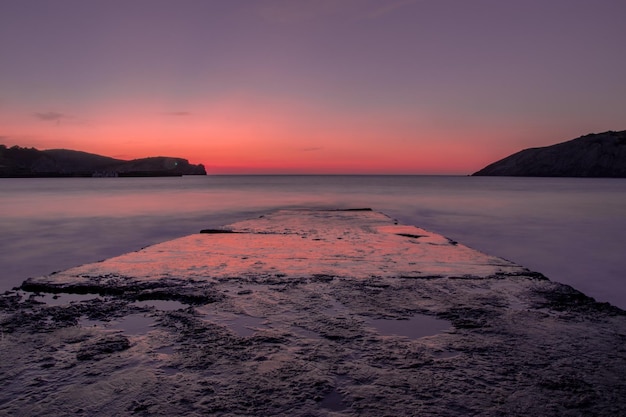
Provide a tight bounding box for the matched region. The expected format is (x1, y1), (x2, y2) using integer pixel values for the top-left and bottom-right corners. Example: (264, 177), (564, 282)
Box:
(472, 130), (626, 177)
(0, 145), (206, 177)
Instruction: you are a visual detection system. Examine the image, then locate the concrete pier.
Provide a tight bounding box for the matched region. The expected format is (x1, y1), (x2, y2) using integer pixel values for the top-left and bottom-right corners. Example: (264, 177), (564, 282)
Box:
(2, 209), (625, 416)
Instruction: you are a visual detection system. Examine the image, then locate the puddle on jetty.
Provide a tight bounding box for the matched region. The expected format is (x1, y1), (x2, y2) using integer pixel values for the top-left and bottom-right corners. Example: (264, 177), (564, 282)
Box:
(195, 305), (268, 337)
(132, 299), (187, 311)
(80, 314), (156, 336)
(320, 375), (349, 411)
(112, 314), (155, 335)
(434, 350), (461, 360)
(156, 346), (175, 355)
(320, 388), (348, 411)
(291, 326), (320, 339)
(367, 314), (451, 339)
(29, 293), (186, 334)
(218, 315), (267, 337)
(30, 292), (100, 306)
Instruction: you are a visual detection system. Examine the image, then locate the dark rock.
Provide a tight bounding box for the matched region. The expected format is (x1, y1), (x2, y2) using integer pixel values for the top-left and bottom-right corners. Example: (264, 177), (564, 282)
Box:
(199, 229), (238, 234)
(21, 278), (222, 306)
(3, 209), (626, 416)
(396, 233), (425, 239)
(473, 130), (626, 177)
(76, 334), (131, 360)
(529, 282), (625, 315)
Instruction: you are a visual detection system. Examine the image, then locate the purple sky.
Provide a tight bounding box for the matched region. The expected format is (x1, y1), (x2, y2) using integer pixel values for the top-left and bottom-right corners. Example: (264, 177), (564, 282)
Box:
(1, 0), (625, 173)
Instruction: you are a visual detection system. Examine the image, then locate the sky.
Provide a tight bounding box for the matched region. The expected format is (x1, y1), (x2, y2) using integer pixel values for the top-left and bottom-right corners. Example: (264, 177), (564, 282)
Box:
(1, 0), (625, 174)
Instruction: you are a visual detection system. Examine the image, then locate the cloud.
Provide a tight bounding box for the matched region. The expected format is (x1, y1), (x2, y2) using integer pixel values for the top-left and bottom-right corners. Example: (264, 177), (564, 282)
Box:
(162, 111), (192, 116)
(34, 111), (66, 122)
(300, 147), (323, 152)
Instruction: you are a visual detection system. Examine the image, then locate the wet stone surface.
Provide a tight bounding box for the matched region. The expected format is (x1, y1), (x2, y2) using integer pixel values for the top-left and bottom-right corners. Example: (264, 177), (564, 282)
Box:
(1, 209), (626, 416)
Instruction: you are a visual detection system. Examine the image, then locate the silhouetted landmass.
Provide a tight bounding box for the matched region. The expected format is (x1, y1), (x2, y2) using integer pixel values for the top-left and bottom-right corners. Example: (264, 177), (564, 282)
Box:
(0, 145), (206, 177)
(473, 130), (626, 177)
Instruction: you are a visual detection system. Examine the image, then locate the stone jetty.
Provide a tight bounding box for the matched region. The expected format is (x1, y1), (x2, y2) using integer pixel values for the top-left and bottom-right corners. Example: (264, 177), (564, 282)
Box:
(1, 209), (625, 416)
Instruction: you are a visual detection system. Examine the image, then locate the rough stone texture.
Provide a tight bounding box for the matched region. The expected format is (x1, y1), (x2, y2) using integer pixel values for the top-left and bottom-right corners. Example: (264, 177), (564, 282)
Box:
(76, 334), (131, 361)
(472, 130), (626, 177)
(1, 209), (625, 416)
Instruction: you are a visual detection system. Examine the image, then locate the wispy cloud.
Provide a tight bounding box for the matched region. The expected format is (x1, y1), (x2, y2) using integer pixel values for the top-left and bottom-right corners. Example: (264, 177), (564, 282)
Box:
(300, 146), (323, 152)
(34, 111), (66, 122)
(162, 111), (192, 116)
(32, 111), (92, 127)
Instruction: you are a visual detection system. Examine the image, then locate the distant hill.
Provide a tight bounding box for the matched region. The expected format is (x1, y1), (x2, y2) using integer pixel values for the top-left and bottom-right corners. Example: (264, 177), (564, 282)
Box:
(472, 130), (626, 177)
(0, 145), (206, 177)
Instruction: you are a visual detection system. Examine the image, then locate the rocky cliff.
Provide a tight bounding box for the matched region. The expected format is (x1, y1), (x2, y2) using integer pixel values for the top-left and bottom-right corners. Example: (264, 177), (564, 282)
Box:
(472, 130), (626, 177)
(0, 145), (206, 177)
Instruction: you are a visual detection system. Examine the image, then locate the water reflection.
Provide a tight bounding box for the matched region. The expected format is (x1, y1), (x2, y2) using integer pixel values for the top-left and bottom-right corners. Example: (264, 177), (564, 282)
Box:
(32, 292), (99, 306)
(111, 314), (155, 335)
(366, 315), (451, 339)
(195, 305), (269, 337)
(132, 299), (187, 311)
(320, 388), (348, 411)
(79, 313), (155, 335)
(221, 315), (267, 337)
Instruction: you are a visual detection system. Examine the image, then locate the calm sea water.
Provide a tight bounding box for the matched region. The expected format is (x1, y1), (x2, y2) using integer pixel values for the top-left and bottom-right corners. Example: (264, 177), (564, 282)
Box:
(2, 175), (625, 309)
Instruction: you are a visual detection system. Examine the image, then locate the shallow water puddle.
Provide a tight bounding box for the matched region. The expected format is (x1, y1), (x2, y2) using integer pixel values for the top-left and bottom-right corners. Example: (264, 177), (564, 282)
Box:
(367, 314), (451, 339)
(32, 292), (100, 306)
(196, 306), (268, 337)
(291, 326), (319, 339)
(132, 299), (187, 311)
(325, 297), (350, 314)
(156, 346), (175, 355)
(320, 388), (347, 411)
(112, 314), (155, 335)
(160, 366), (179, 376)
(221, 315), (267, 337)
(320, 375), (349, 411)
(80, 314), (156, 335)
(433, 350), (461, 360)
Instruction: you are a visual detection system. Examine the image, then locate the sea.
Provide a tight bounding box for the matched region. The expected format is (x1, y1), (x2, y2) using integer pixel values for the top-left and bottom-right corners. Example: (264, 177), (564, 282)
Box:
(2, 175), (625, 309)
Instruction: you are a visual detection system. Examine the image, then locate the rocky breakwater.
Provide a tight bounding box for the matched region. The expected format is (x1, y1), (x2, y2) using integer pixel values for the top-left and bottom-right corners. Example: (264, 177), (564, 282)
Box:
(2, 209), (625, 416)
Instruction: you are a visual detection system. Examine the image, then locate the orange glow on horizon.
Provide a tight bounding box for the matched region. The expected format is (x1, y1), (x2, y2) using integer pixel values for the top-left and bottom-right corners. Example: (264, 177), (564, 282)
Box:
(1, 94), (519, 175)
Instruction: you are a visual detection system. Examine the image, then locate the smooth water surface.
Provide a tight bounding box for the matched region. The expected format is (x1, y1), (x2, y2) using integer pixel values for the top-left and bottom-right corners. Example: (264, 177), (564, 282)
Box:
(1, 175), (625, 308)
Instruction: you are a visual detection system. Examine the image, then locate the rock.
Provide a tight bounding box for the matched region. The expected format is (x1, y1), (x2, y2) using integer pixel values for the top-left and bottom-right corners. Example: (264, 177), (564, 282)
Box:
(76, 334), (131, 361)
(1, 209), (625, 416)
(473, 130), (626, 177)
(0, 145), (206, 177)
